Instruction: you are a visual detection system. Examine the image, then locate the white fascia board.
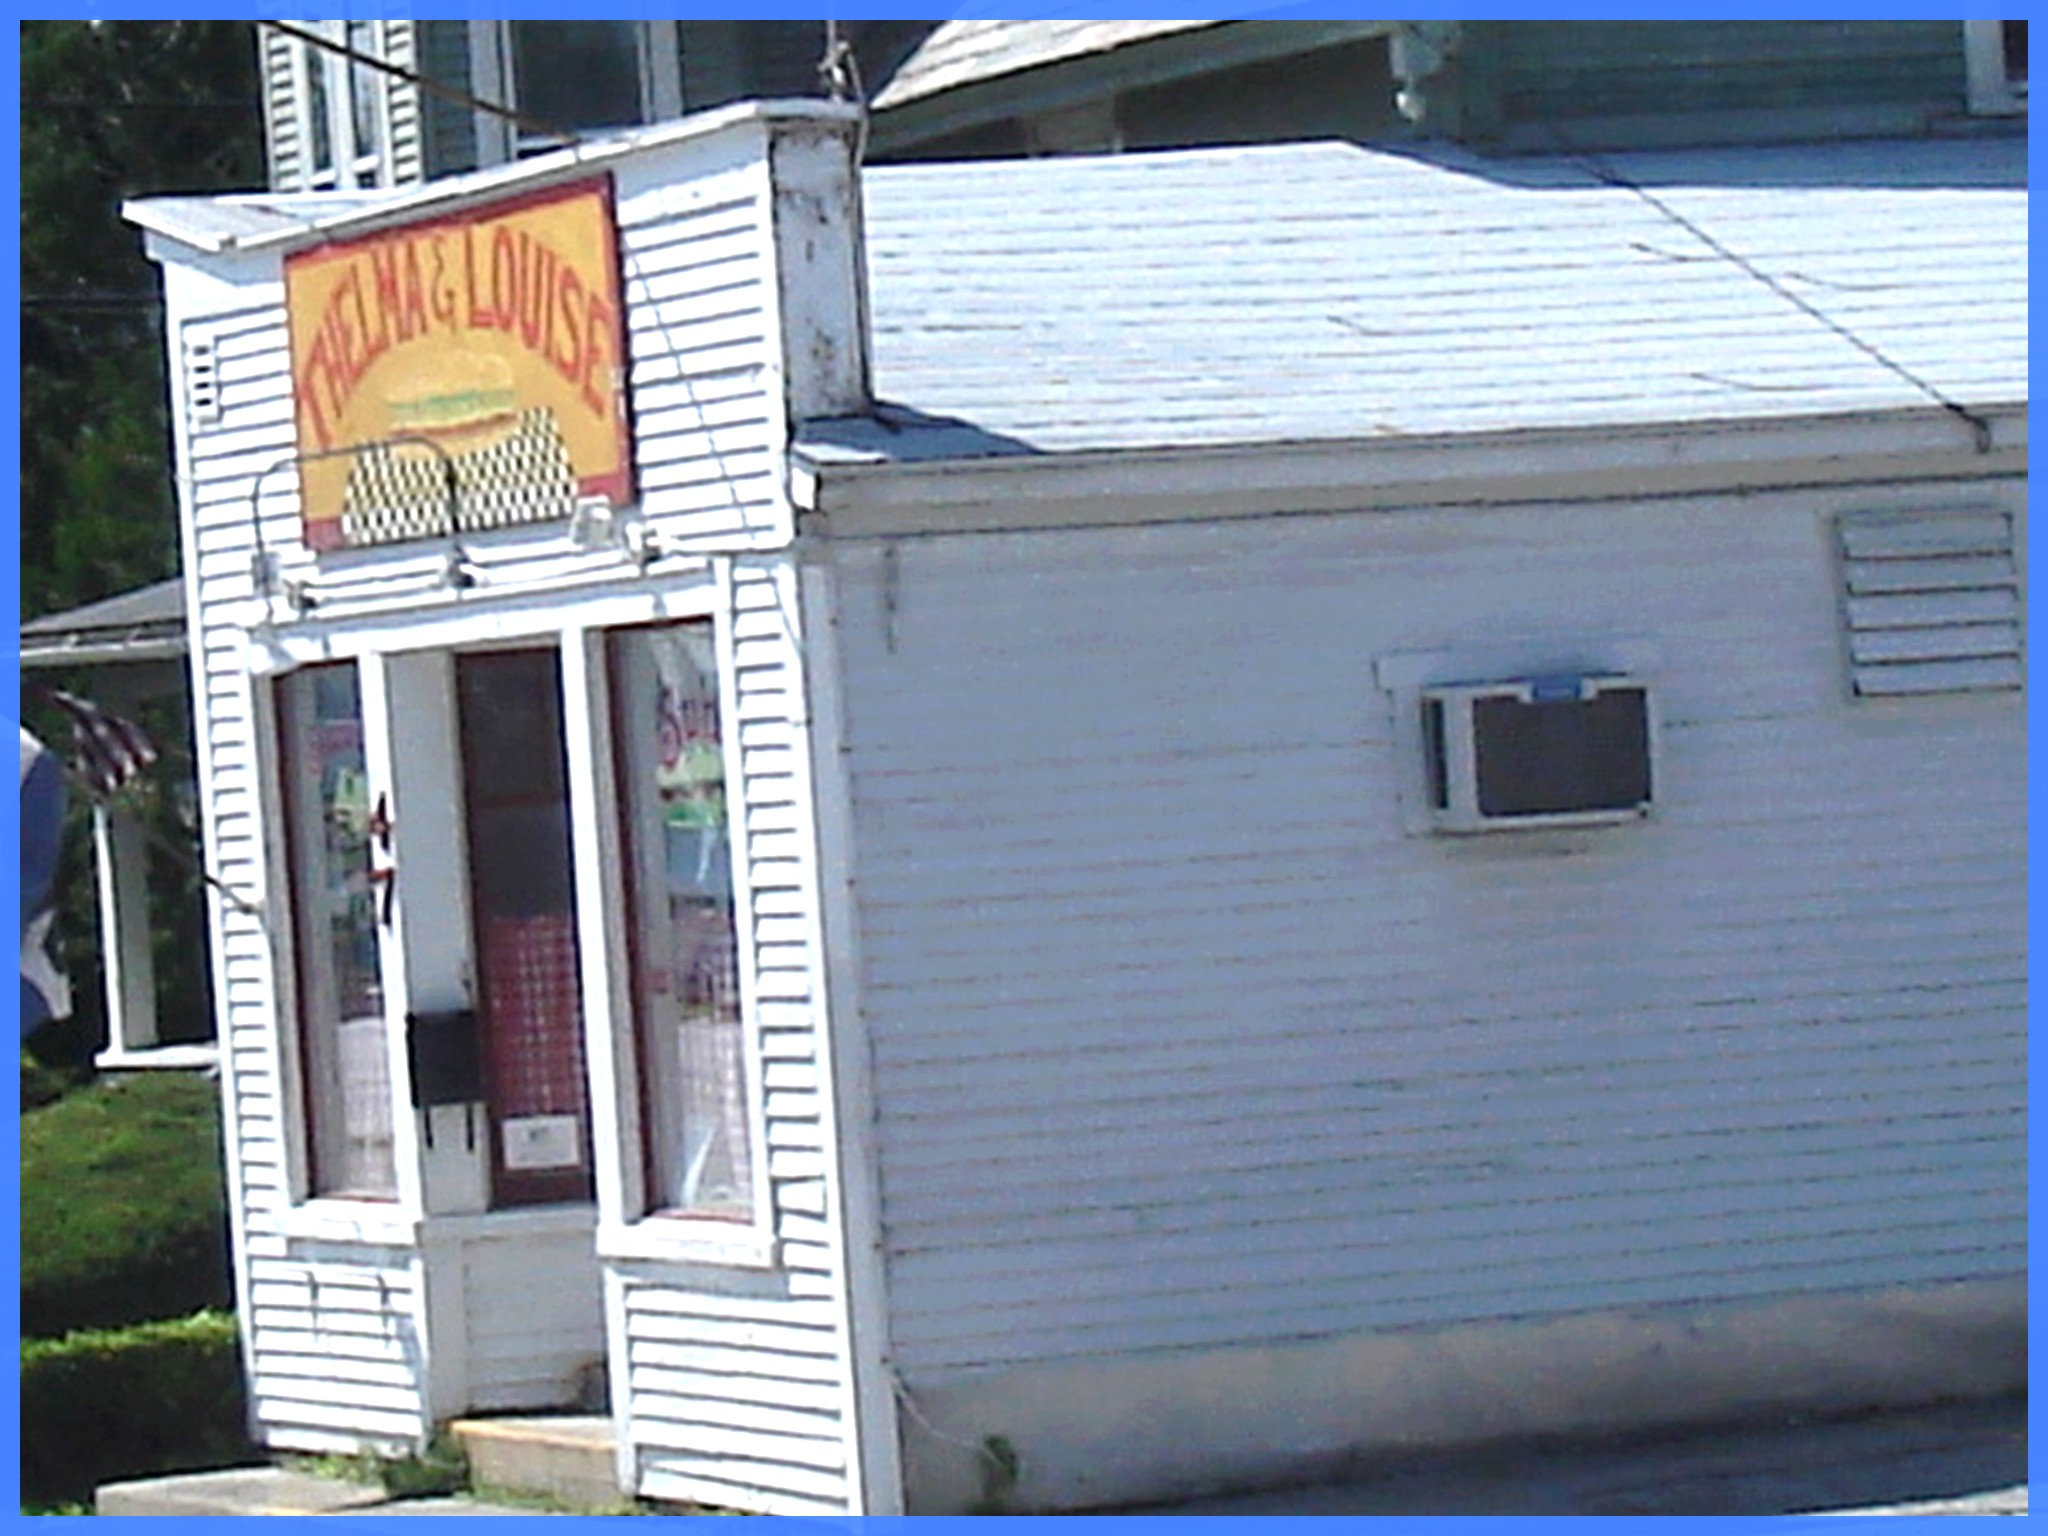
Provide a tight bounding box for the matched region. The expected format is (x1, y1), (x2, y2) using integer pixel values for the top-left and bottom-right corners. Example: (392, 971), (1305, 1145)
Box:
(18, 637), (187, 669)
(794, 403), (2028, 540)
(125, 98), (864, 258)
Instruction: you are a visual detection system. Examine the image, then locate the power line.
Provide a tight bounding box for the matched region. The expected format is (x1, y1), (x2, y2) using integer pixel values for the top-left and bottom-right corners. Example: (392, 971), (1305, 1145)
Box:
(1551, 129), (1995, 454)
(260, 19), (579, 151)
(23, 294), (163, 309)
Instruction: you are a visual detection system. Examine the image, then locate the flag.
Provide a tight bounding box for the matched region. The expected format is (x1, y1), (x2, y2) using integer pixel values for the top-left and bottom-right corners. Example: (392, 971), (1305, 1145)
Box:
(49, 688), (158, 799)
(19, 727), (72, 1034)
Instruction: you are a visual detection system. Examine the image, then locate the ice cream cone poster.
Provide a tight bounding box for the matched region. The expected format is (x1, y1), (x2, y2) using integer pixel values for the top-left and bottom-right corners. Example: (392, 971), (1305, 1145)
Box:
(284, 177), (634, 551)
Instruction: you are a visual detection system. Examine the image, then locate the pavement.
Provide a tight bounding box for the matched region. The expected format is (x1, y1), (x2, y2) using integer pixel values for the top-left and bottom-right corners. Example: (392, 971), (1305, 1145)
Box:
(98, 1392), (2025, 1517)
(1125, 1393), (2028, 1517)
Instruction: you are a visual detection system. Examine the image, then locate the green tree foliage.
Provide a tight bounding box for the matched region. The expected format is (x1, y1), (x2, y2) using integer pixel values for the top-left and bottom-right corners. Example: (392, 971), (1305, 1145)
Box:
(21, 22), (261, 1066)
(20, 19), (264, 621)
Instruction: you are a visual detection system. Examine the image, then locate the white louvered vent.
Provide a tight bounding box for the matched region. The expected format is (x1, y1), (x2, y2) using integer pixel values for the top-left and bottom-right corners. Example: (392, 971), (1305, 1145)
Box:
(183, 334), (222, 427)
(1837, 510), (2023, 696)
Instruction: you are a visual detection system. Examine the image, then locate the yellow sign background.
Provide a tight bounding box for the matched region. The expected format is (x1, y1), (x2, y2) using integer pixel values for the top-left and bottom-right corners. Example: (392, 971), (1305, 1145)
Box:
(283, 176), (633, 551)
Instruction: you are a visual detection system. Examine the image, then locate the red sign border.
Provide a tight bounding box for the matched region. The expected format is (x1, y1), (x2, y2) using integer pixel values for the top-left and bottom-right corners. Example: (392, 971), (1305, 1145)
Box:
(282, 172), (636, 550)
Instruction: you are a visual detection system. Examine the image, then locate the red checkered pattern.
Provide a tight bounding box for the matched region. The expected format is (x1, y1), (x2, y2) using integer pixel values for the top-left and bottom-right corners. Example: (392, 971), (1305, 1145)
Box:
(479, 912), (586, 1121)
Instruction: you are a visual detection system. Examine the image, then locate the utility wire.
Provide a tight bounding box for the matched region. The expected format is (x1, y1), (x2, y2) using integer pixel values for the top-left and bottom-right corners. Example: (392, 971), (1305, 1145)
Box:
(261, 19), (580, 151)
(819, 19), (871, 164)
(1552, 128), (1994, 453)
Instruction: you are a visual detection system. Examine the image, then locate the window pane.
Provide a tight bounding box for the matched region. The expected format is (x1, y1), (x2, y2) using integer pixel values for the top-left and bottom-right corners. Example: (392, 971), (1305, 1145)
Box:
(347, 21), (383, 170)
(305, 43), (335, 177)
(279, 664), (395, 1198)
(613, 623), (752, 1221)
(512, 22), (644, 134)
(2004, 20), (2027, 84)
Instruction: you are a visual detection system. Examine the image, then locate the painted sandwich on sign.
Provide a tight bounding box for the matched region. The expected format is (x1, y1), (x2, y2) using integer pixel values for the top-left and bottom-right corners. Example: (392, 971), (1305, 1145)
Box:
(284, 176), (634, 551)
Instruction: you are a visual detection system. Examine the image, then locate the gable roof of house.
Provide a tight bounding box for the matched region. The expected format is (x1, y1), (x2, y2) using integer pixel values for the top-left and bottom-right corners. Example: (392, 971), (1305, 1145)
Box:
(868, 20), (1220, 111)
(872, 20), (1226, 111)
(843, 135), (2025, 459)
(20, 578), (188, 667)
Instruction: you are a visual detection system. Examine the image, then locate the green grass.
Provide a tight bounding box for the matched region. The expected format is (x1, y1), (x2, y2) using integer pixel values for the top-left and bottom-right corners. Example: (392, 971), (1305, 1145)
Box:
(21, 1072), (233, 1339)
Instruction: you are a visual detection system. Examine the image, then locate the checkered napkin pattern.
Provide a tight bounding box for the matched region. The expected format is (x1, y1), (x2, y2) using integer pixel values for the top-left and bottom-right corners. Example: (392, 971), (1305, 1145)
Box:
(478, 911), (587, 1121)
(340, 409), (577, 548)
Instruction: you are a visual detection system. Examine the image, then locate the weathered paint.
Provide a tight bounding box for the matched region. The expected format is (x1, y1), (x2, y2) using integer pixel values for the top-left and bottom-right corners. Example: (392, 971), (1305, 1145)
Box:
(144, 108), (867, 1508)
(825, 474), (2025, 1509)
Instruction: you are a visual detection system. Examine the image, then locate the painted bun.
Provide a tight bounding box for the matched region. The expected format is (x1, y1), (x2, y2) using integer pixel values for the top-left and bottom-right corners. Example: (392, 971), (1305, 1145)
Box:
(385, 349), (518, 443)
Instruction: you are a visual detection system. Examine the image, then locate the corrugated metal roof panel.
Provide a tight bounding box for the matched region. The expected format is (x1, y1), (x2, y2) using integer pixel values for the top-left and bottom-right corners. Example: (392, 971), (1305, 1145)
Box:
(859, 137), (2026, 452)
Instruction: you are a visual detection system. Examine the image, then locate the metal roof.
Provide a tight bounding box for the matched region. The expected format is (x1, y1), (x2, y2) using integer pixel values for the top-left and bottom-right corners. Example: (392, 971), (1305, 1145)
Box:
(853, 136), (2027, 457)
(872, 20), (1224, 110)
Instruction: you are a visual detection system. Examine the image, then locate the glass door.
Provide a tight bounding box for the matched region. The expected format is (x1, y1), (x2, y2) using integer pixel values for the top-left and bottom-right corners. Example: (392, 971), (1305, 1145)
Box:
(454, 647), (595, 1207)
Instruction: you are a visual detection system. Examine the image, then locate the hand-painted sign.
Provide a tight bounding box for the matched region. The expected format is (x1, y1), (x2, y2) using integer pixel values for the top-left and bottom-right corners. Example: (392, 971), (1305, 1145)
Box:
(284, 177), (633, 551)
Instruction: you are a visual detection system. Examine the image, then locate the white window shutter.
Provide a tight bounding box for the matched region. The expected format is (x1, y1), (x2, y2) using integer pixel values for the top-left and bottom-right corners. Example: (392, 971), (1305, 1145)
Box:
(1837, 510), (2024, 696)
(381, 20), (424, 186)
(260, 25), (305, 191)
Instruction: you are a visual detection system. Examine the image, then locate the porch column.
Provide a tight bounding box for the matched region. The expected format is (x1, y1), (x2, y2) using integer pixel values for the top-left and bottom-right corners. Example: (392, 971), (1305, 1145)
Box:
(93, 801), (158, 1055)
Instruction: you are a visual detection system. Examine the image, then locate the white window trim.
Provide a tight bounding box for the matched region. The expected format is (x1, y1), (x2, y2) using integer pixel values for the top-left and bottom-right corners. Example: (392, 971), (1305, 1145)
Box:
(1965, 20), (2026, 115)
(564, 577), (780, 1262)
(292, 20), (400, 190)
(262, 655), (425, 1217)
(467, 20), (682, 166)
(275, 1197), (421, 1248)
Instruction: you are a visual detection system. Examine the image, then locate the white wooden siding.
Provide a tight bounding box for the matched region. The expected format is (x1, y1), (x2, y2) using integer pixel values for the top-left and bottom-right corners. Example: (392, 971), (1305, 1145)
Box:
(831, 483), (2027, 1378)
(174, 299), (437, 1449)
(156, 115), (856, 1494)
(458, 1231), (605, 1411)
(619, 556), (858, 1514)
(615, 175), (786, 550)
(245, 1248), (427, 1449)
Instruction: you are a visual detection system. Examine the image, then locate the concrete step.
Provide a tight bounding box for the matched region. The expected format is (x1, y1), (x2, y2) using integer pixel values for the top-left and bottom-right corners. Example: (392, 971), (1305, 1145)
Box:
(448, 1415), (622, 1510)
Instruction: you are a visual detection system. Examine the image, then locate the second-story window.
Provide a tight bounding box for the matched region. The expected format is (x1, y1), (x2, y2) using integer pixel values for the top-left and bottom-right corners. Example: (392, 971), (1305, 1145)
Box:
(295, 21), (393, 189)
(469, 21), (682, 163)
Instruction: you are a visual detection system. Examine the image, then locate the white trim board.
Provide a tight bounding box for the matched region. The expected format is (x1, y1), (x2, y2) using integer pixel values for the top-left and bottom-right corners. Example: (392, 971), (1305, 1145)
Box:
(794, 404), (2026, 542)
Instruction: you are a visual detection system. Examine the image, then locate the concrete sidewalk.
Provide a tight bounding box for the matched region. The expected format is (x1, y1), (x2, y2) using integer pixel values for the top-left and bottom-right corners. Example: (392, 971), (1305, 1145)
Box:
(94, 1466), (571, 1518)
(1127, 1394), (2027, 1516)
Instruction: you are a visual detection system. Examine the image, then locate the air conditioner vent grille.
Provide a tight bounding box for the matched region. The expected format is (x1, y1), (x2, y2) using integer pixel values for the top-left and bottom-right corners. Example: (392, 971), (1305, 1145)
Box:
(1838, 511), (2022, 696)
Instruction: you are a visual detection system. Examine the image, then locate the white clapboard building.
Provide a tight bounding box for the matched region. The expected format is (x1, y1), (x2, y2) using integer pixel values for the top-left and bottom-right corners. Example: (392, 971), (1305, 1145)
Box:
(127, 101), (2025, 1514)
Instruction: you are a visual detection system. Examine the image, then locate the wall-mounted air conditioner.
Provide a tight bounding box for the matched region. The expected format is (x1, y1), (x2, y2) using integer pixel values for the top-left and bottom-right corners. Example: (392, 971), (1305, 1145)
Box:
(1420, 675), (1654, 833)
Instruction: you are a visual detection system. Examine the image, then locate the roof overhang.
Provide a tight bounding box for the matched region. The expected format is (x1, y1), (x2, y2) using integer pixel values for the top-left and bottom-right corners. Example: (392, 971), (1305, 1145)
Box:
(869, 20), (1397, 154)
(792, 402), (2028, 541)
(19, 578), (189, 671)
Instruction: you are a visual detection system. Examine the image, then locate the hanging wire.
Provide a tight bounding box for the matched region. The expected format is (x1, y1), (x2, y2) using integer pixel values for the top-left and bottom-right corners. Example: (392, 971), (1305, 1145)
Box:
(819, 19), (871, 164)
(262, 19), (579, 149)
